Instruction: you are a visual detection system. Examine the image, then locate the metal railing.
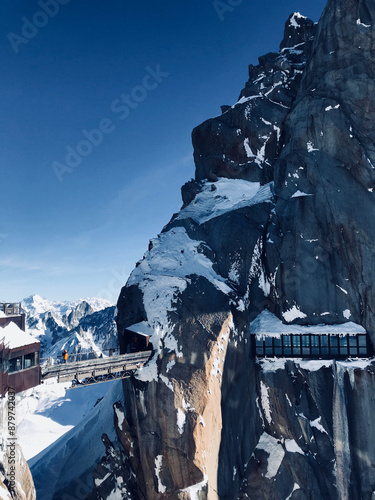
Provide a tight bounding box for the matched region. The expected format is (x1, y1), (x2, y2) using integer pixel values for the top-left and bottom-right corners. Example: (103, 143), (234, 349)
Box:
(41, 350), (152, 387)
(40, 347), (121, 366)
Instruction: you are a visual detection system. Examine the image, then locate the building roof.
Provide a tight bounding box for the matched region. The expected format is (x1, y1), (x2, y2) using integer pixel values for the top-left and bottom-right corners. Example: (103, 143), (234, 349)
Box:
(125, 321), (153, 337)
(0, 322), (39, 349)
(251, 310), (366, 339)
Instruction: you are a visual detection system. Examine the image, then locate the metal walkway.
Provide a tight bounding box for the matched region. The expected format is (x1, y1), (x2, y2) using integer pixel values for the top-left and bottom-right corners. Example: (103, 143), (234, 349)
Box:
(41, 351), (151, 388)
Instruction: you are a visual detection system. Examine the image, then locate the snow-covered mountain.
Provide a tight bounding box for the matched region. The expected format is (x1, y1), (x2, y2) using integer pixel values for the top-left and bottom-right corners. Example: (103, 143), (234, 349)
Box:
(5, 1), (375, 499)
(22, 294), (117, 360)
(22, 294), (112, 329)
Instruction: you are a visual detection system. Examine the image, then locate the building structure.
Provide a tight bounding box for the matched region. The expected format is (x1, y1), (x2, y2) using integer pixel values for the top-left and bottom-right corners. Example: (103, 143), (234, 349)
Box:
(0, 303), (26, 331)
(120, 321), (153, 354)
(251, 310), (373, 359)
(0, 303), (41, 396)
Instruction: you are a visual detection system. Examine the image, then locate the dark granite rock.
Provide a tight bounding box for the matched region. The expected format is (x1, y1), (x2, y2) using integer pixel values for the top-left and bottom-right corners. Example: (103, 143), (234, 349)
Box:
(267, 0), (375, 341)
(237, 360), (375, 500)
(90, 1), (375, 499)
(85, 433), (137, 500)
(192, 13), (317, 185)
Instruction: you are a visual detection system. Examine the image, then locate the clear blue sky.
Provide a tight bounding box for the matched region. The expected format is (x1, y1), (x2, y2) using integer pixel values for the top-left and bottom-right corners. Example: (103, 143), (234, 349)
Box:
(1, 0), (327, 303)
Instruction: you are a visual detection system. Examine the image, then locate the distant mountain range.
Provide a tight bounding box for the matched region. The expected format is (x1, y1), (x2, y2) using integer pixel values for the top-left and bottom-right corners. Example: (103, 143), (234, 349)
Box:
(21, 294), (118, 360)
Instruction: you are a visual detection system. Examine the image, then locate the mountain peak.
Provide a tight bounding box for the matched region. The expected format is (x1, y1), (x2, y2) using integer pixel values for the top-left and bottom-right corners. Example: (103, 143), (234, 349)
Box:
(22, 294), (53, 314)
(279, 11), (316, 50)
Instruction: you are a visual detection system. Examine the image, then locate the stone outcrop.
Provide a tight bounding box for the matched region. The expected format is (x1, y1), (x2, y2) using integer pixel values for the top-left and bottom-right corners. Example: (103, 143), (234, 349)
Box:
(86, 1), (375, 499)
(0, 445), (36, 500)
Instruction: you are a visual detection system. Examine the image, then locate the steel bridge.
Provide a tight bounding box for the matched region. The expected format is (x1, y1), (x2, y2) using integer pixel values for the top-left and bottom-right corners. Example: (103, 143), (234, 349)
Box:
(41, 351), (151, 388)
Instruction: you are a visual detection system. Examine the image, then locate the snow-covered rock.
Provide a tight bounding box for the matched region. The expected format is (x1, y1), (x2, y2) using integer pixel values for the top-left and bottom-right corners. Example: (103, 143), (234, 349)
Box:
(110, 3), (375, 499)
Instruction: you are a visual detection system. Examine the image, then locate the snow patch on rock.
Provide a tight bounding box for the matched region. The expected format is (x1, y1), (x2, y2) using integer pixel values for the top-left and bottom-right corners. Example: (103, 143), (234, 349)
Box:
(336, 285), (348, 295)
(249, 237), (271, 297)
(160, 374), (174, 392)
(289, 12), (307, 29)
(177, 178), (273, 225)
(180, 474), (208, 499)
(177, 408), (186, 434)
(310, 417), (328, 434)
(325, 104), (341, 111)
(357, 18), (371, 28)
(260, 381), (272, 425)
(307, 141), (319, 152)
(256, 433), (285, 479)
(114, 405), (125, 430)
(291, 190), (313, 198)
(343, 309), (351, 319)
(154, 455), (166, 493)
(285, 438), (304, 455)
(259, 358), (334, 373)
(282, 305), (307, 322)
(286, 484), (301, 499)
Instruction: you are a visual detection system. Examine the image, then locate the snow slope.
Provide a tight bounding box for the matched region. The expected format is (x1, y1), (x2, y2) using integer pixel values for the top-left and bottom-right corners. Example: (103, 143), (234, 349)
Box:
(16, 380), (111, 461)
(29, 380), (124, 500)
(127, 225), (233, 382)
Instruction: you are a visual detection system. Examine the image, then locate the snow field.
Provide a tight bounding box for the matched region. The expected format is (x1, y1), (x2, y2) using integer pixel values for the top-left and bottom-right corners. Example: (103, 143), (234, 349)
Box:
(29, 380), (124, 500)
(16, 379), (112, 461)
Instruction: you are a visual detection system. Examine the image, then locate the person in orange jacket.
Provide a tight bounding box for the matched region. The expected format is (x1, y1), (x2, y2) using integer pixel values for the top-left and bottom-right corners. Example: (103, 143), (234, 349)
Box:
(62, 349), (68, 363)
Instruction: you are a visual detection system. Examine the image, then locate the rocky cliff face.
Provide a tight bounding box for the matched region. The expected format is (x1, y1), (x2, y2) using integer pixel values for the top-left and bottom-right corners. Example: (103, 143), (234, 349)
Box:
(239, 358), (375, 500)
(267, 0), (375, 338)
(88, 1), (375, 499)
(191, 13), (316, 186)
(0, 444), (36, 500)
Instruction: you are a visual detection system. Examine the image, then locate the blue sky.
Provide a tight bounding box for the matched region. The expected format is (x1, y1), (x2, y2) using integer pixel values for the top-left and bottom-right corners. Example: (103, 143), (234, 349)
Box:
(1, 0), (327, 303)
